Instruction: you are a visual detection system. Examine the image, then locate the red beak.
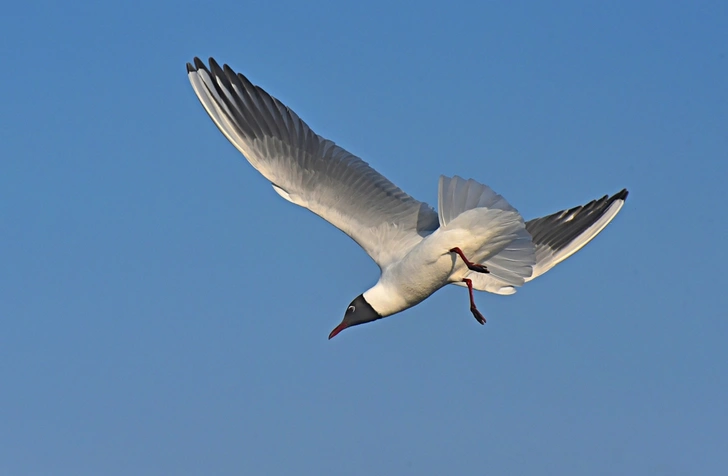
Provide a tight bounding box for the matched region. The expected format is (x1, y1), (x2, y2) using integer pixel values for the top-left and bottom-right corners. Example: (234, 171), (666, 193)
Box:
(328, 321), (348, 340)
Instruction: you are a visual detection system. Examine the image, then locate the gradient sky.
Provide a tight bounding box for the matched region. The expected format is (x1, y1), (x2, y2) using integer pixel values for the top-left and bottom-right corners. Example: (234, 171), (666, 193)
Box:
(2, 1), (727, 474)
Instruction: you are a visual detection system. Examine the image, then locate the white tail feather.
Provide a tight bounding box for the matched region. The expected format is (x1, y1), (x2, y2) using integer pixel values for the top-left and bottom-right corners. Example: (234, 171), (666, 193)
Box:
(438, 176), (535, 287)
(438, 175), (517, 227)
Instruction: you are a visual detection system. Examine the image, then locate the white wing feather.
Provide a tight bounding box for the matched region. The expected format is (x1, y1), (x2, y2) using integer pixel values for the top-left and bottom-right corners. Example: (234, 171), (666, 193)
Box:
(187, 58), (439, 269)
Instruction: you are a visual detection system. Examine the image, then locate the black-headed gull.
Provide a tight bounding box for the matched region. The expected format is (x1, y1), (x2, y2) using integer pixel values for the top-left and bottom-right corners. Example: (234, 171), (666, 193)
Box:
(186, 57), (628, 339)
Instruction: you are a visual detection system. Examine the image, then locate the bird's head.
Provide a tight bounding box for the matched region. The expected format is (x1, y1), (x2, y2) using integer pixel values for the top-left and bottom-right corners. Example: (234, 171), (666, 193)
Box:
(328, 294), (382, 339)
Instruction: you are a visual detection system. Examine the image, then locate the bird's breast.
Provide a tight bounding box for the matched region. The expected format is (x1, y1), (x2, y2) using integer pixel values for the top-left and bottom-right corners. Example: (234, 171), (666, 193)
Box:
(378, 234), (460, 310)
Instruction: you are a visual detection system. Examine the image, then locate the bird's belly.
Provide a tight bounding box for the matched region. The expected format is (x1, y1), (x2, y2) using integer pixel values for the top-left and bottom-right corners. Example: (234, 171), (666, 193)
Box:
(397, 257), (454, 304)
(375, 228), (495, 316)
(382, 240), (462, 310)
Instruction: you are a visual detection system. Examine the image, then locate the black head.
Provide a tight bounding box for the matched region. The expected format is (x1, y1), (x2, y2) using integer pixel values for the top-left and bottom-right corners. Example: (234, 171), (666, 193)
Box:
(328, 294), (382, 339)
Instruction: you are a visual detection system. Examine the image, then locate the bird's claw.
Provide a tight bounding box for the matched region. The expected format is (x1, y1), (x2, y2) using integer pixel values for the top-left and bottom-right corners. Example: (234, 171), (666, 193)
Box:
(470, 307), (486, 325)
(469, 263), (489, 274)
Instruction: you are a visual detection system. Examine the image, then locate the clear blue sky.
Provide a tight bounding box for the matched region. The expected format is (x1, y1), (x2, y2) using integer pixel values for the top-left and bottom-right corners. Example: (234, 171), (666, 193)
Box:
(2, 1), (726, 474)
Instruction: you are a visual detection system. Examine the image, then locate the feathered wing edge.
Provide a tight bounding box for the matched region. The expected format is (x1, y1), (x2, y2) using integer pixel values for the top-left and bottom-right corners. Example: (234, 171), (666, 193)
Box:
(524, 189), (628, 281)
(186, 57), (440, 268)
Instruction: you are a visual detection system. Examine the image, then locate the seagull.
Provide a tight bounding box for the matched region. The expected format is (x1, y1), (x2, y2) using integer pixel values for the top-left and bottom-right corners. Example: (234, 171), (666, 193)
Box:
(186, 57), (628, 339)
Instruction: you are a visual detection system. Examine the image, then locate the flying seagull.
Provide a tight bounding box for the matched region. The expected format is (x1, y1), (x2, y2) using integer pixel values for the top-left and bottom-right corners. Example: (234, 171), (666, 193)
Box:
(186, 57), (628, 339)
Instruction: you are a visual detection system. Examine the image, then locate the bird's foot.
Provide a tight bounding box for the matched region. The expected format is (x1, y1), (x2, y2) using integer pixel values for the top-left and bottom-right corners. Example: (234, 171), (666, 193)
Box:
(462, 277), (487, 325)
(470, 306), (486, 325)
(468, 263), (490, 274)
(449, 247), (489, 274)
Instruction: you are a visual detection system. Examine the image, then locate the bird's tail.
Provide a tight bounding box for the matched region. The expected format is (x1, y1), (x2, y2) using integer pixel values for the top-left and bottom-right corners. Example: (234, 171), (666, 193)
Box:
(438, 175), (536, 291)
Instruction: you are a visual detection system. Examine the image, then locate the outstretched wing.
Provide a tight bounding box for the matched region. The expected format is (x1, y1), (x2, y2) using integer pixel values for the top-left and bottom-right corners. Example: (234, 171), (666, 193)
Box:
(187, 57), (439, 269)
(525, 189), (628, 280)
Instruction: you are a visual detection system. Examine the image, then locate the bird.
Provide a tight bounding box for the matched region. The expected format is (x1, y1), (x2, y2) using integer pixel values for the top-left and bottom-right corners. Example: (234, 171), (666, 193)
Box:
(186, 57), (628, 339)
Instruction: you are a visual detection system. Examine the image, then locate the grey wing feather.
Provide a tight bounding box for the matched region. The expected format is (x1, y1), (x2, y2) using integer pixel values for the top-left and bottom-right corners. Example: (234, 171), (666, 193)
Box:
(525, 189), (628, 280)
(187, 57), (439, 268)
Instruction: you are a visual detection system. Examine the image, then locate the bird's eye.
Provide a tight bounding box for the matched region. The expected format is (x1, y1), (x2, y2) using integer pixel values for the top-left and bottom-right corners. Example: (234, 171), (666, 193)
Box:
(347, 305), (355, 313)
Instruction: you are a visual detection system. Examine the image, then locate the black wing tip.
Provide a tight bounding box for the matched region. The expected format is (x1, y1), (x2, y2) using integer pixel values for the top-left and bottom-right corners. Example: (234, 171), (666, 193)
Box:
(595, 188), (628, 216)
(525, 187), (629, 252)
(186, 57), (255, 91)
(186, 57), (218, 74)
(614, 188), (629, 201)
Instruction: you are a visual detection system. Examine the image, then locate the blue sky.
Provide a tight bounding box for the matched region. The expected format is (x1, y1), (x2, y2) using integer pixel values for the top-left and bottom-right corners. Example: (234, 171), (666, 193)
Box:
(1, 0), (727, 474)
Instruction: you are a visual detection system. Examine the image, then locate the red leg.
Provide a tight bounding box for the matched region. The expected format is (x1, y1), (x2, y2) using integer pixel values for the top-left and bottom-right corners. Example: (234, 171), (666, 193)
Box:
(462, 278), (486, 325)
(449, 247), (489, 274)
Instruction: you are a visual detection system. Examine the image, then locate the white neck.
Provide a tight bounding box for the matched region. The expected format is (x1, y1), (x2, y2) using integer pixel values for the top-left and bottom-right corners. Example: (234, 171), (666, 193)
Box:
(362, 280), (410, 318)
